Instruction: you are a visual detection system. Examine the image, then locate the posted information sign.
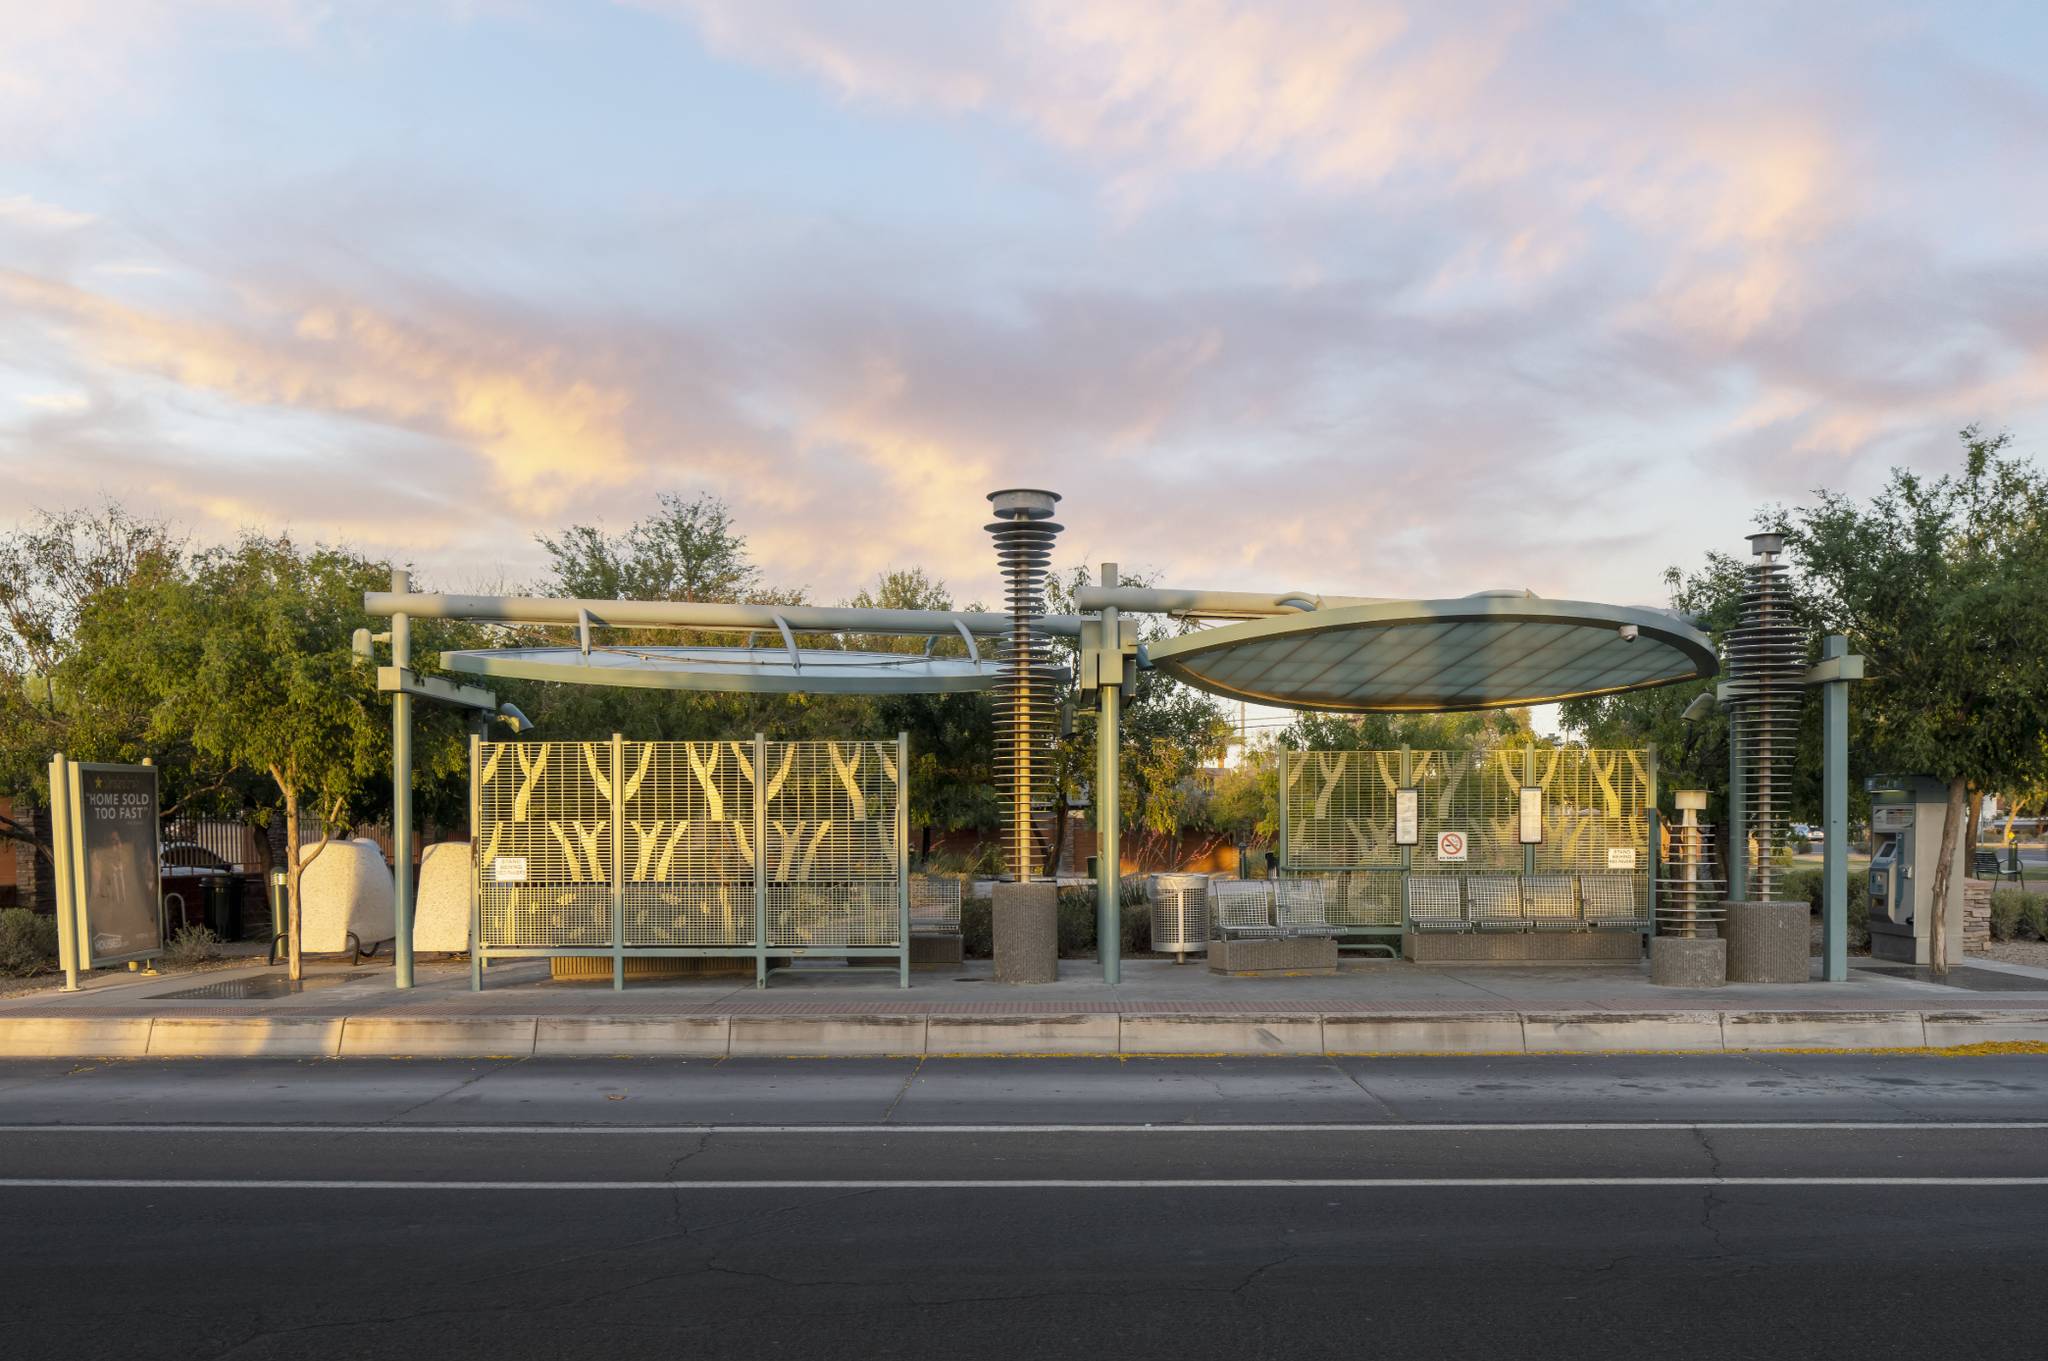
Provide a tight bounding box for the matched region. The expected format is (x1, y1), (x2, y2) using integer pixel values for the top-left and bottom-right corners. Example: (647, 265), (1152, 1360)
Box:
(1395, 788), (1419, 846)
(58, 759), (163, 971)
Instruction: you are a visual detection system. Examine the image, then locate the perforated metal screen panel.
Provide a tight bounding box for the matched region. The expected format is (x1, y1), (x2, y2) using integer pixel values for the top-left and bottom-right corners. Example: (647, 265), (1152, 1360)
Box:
(473, 736), (907, 955)
(1281, 746), (1652, 934)
(475, 740), (613, 947)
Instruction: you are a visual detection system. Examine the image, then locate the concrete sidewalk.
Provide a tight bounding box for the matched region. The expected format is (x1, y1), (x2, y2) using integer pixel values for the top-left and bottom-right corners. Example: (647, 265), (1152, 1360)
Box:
(5, 955), (2048, 1058)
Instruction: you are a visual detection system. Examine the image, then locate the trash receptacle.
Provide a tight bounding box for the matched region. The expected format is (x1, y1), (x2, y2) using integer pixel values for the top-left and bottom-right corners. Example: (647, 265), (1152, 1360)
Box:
(205, 875), (241, 942)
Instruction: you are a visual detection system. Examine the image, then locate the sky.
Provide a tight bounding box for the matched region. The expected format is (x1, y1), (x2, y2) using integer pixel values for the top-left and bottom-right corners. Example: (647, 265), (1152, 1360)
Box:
(4, 0), (2047, 614)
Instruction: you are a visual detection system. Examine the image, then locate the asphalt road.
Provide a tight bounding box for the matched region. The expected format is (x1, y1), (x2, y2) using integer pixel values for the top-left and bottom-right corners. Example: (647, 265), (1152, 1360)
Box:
(5, 1054), (2048, 1360)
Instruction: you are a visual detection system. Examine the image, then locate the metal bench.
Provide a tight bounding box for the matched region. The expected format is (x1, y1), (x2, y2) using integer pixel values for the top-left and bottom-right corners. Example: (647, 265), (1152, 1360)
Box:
(1973, 850), (2024, 886)
(1466, 876), (1525, 932)
(1405, 876), (1466, 931)
(1581, 874), (1645, 930)
(1210, 880), (1284, 939)
(1274, 879), (1338, 938)
(908, 875), (963, 935)
(1522, 874), (1581, 931)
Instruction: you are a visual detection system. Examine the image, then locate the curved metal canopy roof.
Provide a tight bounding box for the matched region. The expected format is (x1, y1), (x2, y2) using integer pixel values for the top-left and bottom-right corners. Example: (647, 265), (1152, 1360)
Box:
(441, 645), (1006, 696)
(1143, 597), (1716, 713)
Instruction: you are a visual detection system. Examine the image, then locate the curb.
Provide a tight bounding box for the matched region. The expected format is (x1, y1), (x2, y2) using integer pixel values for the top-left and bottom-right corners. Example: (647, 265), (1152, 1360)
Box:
(5, 1010), (2048, 1059)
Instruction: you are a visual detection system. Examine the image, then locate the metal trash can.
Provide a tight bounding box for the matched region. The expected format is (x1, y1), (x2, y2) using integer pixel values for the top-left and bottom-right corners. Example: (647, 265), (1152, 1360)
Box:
(1149, 873), (1210, 962)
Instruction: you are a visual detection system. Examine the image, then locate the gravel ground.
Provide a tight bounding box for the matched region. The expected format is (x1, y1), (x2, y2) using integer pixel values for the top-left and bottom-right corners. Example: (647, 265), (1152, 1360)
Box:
(1975, 939), (2048, 968)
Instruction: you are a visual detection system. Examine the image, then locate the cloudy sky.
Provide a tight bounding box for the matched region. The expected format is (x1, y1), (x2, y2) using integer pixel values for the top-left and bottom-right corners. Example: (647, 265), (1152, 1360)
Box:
(4, 1), (2046, 609)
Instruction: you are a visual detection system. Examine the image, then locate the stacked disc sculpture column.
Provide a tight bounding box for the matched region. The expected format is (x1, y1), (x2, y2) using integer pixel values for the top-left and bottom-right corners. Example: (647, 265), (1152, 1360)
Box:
(1721, 532), (1813, 982)
(1650, 791), (1727, 986)
(984, 488), (1063, 982)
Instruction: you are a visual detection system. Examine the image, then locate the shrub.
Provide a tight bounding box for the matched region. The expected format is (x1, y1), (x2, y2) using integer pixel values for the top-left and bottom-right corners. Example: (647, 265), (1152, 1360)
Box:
(164, 924), (223, 967)
(1780, 867), (1823, 910)
(959, 879), (1156, 959)
(2020, 895), (2048, 943)
(0, 908), (59, 977)
(1990, 889), (2029, 942)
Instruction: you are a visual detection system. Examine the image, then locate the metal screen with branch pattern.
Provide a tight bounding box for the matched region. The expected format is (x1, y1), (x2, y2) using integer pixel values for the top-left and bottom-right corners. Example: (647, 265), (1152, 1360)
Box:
(1280, 746), (1653, 934)
(471, 734), (909, 985)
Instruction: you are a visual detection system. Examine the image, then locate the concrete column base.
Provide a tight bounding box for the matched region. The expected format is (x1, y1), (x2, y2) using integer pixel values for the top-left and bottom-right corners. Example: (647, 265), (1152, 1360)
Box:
(992, 882), (1058, 984)
(1650, 936), (1726, 988)
(1724, 901), (1810, 983)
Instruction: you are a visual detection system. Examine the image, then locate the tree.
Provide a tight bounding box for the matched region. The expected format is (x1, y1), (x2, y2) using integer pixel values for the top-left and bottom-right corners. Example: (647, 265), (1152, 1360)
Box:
(845, 569), (1000, 857)
(0, 504), (231, 863)
(535, 492), (776, 604)
(1783, 427), (2048, 971)
(72, 535), (461, 979)
(1046, 567), (1233, 874)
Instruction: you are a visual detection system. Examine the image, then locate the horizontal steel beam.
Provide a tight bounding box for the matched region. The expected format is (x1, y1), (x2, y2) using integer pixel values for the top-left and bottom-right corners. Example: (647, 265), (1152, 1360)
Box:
(1072, 585), (1391, 618)
(365, 593), (1084, 637)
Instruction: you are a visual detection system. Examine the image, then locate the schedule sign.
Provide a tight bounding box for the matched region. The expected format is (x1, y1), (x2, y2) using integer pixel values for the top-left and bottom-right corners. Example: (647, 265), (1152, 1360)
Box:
(1395, 788), (1419, 846)
(68, 762), (162, 966)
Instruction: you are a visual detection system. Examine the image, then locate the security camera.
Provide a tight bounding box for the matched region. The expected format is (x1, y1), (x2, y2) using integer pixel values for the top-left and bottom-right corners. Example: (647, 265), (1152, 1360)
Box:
(1617, 624), (1639, 642)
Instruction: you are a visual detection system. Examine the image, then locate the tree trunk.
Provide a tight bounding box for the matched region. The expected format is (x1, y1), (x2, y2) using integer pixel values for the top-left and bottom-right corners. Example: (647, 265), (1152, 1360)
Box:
(1929, 776), (1968, 975)
(283, 791), (304, 982)
(1966, 788), (1982, 864)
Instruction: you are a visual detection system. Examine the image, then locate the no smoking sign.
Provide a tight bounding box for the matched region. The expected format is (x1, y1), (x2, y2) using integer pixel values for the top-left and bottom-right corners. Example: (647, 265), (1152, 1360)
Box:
(1437, 831), (1469, 863)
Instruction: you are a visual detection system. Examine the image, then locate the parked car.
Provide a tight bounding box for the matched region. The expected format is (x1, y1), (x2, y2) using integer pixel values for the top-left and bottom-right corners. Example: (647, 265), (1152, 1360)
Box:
(1790, 823), (1824, 844)
(160, 841), (234, 879)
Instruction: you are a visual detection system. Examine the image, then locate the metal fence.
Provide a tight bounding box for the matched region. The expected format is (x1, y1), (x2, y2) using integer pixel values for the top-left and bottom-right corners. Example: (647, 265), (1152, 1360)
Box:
(1279, 746), (1655, 939)
(471, 733), (909, 988)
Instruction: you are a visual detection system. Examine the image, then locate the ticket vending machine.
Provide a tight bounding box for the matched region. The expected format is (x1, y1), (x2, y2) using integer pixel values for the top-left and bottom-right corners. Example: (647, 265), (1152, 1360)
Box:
(1865, 775), (1968, 966)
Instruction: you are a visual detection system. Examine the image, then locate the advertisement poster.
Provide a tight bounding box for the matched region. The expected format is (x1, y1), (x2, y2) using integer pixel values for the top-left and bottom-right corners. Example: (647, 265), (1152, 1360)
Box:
(73, 763), (162, 964)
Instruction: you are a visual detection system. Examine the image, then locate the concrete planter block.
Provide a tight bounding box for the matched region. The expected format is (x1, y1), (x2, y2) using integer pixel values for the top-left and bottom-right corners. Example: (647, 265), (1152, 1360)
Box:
(1206, 935), (1338, 976)
(1650, 935), (1726, 988)
(992, 882), (1058, 984)
(910, 934), (964, 969)
(412, 842), (472, 954)
(1724, 901), (1810, 983)
(299, 838), (395, 955)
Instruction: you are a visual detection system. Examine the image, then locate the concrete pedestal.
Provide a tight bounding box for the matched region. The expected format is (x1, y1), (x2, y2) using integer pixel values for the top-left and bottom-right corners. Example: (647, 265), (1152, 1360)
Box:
(992, 883), (1058, 984)
(1650, 936), (1726, 988)
(1724, 901), (1810, 983)
(1207, 935), (1339, 977)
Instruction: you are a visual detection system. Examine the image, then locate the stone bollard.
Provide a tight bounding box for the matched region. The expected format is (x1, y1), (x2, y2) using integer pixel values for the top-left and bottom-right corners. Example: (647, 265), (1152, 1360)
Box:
(992, 882), (1058, 984)
(1723, 901), (1810, 983)
(1650, 935), (1726, 988)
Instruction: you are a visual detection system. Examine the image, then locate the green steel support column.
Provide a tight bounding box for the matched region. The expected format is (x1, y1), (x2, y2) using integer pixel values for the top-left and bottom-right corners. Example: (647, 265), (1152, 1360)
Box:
(49, 754), (79, 992)
(610, 732), (625, 992)
(754, 733), (768, 990)
(1277, 747), (1290, 869)
(898, 730), (911, 990)
(468, 731), (483, 993)
(390, 567), (415, 989)
(1821, 635), (1850, 982)
(1638, 744), (1654, 945)
(1728, 722), (1749, 902)
(1096, 563), (1122, 985)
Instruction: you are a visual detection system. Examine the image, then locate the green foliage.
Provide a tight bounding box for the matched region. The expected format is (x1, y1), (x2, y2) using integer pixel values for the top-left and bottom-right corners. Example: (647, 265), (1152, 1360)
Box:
(164, 924), (223, 967)
(1779, 865), (1870, 950)
(535, 492), (771, 603)
(957, 881), (1155, 960)
(1043, 566), (1233, 872)
(1555, 551), (1797, 826)
(1989, 889), (2028, 941)
(0, 908), (58, 976)
(1784, 427), (2048, 961)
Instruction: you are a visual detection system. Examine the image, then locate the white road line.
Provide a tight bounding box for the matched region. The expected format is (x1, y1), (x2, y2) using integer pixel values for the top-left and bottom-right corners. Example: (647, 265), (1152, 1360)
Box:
(0, 1121), (2045, 1135)
(5, 1177), (2048, 1191)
